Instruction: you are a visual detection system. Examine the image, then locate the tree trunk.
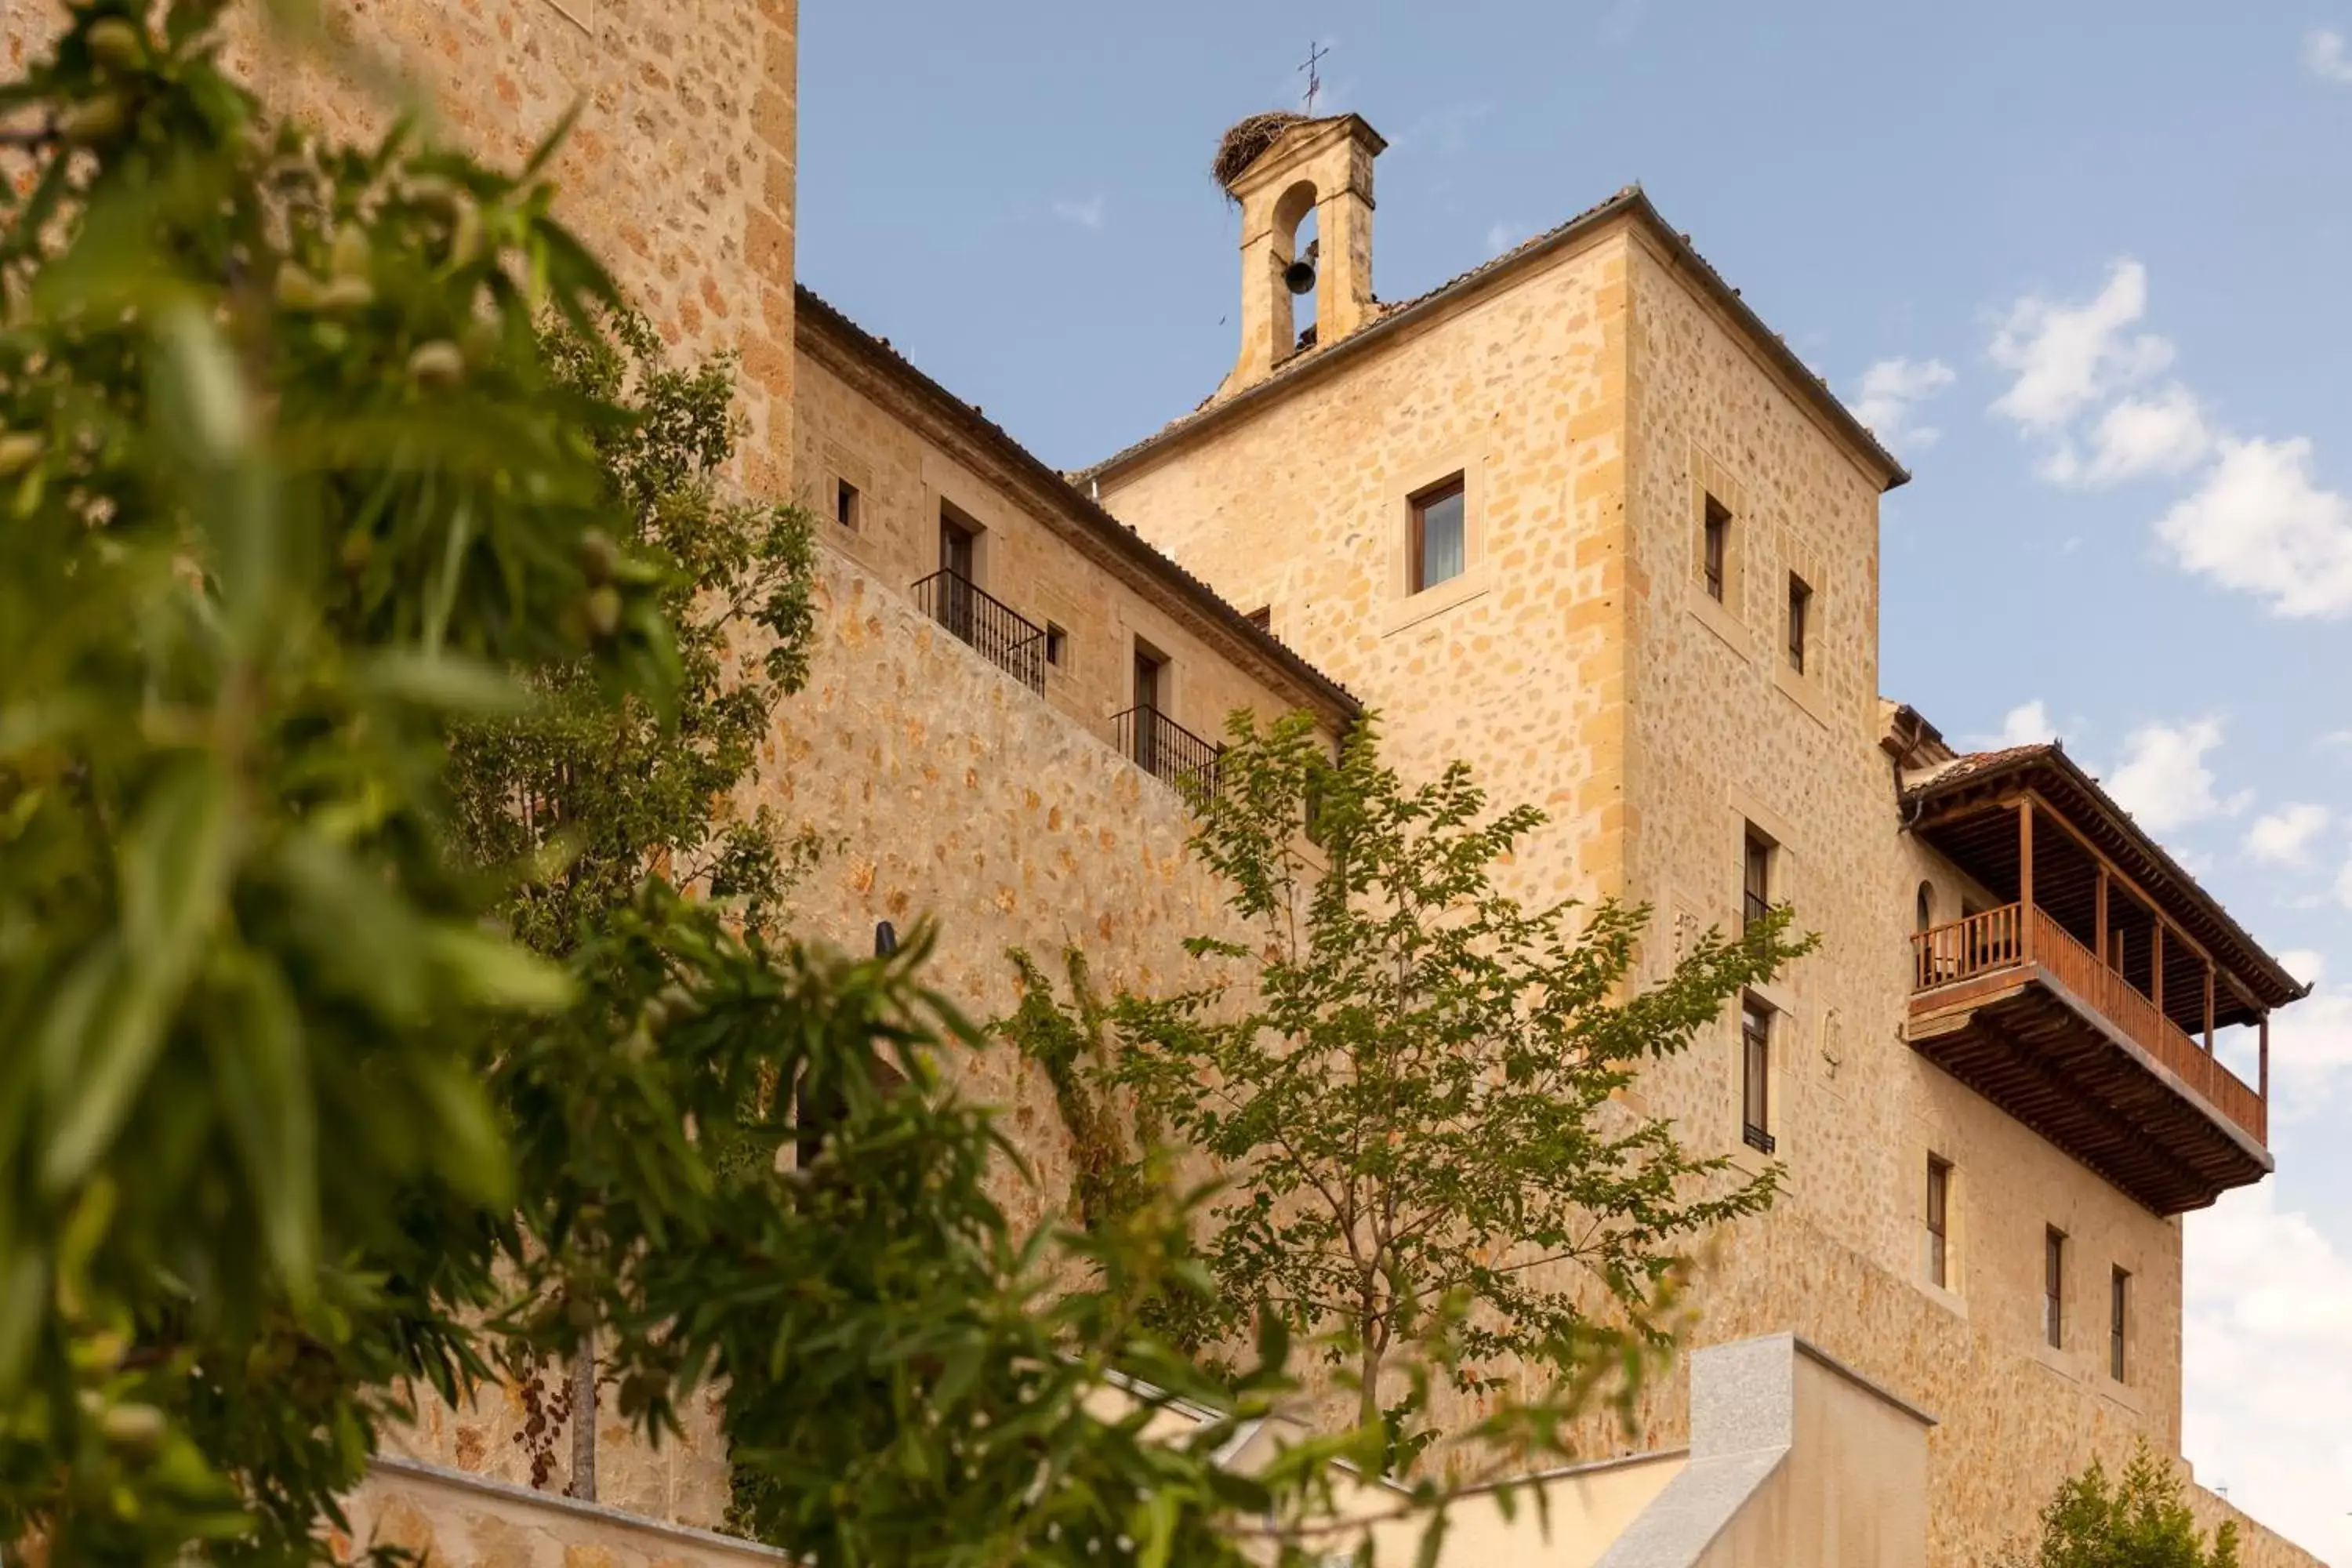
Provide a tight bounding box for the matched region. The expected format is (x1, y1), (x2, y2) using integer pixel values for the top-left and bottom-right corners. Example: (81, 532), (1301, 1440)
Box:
(567, 1338), (597, 1502)
(1357, 1335), (1383, 1451)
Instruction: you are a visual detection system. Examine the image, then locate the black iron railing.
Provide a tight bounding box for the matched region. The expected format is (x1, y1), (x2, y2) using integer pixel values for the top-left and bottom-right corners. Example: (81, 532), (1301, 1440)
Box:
(1113, 706), (1222, 801)
(912, 568), (1045, 692)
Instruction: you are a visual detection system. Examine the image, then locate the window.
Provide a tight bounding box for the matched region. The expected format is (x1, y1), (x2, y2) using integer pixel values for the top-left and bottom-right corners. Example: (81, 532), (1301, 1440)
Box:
(1044, 622), (1066, 668)
(834, 477), (860, 530)
(1131, 645), (1167, 774)
(2045, 1228), (2066, 1348)
(2110, 1268), (2129, 1381)
(1743, 827), (1773, 931)
(936, 511), (978, 644)
(1245, 605), (1273, 633)
(1786, 572), (1811, 673)
(1740, 1000), (1773, 1154)
(1702, 495), (1730, 602)
(1925, 1156), (1951, 1288)
(1410, 475), (1467, 593)
(1915, 881), (1936, 934)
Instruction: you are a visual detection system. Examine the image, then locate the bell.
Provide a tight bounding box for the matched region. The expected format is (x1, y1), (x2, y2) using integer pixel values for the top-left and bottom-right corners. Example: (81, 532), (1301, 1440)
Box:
(1283, 259), (1316, 296)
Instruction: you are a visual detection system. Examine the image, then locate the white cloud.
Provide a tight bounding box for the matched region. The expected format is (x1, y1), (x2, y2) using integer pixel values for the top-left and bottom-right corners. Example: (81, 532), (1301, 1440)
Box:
(2245, 804), (2331, 869)
(1849, 357), (1957, 452)
(2104, 718), (2251, 833)
(2042, 383), (2214, 487)
(1484, 221), (1524, 257)
(2155, 437), (2352, 619)
(2183, 1185), (2352, 1566)
(2306, 27), (2352, 84)
(1050, 195), (1105, 230)
(1988, 260), (2175, 433)
(1983, 699), (2057, 748)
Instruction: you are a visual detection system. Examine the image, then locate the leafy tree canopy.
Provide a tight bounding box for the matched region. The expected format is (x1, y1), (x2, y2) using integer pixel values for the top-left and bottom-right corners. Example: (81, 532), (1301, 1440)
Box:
(2013, 1442), (2240, 1568)
(1009, 712), (1811, 1471)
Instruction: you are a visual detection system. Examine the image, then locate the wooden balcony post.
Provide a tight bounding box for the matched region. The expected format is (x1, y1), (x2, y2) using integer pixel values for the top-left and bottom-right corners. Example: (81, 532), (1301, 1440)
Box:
(2017, 799), (2035, 963)
(2203, 964), (2216, 1053)
(2259, 1011), (2270, 1102)
(2094, 868), (2109, 971)
(2151, 923), (2164, 1014)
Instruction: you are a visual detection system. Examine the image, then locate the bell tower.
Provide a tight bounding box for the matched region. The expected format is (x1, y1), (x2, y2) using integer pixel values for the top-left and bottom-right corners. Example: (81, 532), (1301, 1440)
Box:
(1214, 114), (1387, 401)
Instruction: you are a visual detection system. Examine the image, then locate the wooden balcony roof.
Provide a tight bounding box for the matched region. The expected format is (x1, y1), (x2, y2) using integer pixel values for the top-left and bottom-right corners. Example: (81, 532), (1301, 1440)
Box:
(1904, 744), (2307, 1023)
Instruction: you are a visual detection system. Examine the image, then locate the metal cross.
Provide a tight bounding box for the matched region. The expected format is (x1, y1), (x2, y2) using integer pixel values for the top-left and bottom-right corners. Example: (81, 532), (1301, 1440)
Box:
(1299, 41), (1329, 114)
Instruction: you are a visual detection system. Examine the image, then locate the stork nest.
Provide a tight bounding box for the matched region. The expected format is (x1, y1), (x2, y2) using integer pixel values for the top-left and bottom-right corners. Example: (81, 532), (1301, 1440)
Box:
(1211, 111), (1310, 192)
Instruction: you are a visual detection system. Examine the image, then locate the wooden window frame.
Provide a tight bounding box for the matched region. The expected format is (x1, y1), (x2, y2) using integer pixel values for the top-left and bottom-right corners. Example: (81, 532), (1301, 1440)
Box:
(2045, 1228), (2067, 1348)
(1702, 495), (1730, 603)
(1743, 826), (1773, 931)
(1740, 998), (1773, 1154)
(1409, 474), (1468, 595)
(1786, 572), (1811, 674)
(835, 477), (860, 531)
(1044, 622), (1067, 669)
(2110, 1266), (2129, 1381)
(1926, 1156), (1951, 1289)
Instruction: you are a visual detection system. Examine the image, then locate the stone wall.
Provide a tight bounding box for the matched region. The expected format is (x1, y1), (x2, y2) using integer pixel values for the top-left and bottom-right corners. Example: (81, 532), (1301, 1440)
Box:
(338, 1457), (790, 1566)
(4, 0), (800, 485)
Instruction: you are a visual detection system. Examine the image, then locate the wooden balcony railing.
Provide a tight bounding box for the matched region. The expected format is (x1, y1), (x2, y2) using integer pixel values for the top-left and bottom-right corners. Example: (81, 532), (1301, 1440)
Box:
(1910, 902), (2267, 1145)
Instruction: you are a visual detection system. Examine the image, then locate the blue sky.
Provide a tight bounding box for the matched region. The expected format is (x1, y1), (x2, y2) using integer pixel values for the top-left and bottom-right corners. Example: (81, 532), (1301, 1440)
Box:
(799, 2), (2352, 1555)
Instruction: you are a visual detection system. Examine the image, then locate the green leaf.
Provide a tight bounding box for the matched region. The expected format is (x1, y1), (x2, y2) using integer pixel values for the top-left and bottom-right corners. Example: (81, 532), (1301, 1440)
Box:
(426, 924), (574, 1012)
(44, 761), (239, 1192)
(358, 650), (533, 717)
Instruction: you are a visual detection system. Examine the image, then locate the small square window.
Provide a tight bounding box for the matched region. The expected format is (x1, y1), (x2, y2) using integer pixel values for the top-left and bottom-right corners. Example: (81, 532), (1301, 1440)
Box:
(1410, 476), (1467, 593)
(1044, 622), (1067, 668)
(1702, 495), (1730, 602)
(835, 477), (860, 530)
(1786, 572), (1811, 674)
(1245, 605), (1273, 633)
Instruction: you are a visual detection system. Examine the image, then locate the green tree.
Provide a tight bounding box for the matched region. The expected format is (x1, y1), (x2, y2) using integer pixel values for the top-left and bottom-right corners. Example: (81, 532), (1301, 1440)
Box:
(2014, 1441), (2241, 1568)
(444, 306), (818, 1499)
(1022, 713), (1809, 1466)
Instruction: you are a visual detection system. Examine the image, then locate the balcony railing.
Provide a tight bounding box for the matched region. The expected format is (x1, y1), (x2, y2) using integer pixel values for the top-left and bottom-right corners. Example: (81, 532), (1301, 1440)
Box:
(1112, 706), (1222, 801)
(1911, 901), (2265, 1145)
(912, 568), (1045, 693)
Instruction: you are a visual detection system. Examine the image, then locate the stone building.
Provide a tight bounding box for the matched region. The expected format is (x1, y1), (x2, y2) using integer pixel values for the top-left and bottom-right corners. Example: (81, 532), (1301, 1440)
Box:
(0, 0), (2322, 1563)
(1084, 111), (2314, 1566)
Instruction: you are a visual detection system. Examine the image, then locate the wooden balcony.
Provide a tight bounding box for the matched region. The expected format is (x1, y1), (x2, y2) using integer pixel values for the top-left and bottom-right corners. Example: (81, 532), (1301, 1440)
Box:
(1901, 747), (2306, 1215)
(1911, 903), (2267, 1213)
